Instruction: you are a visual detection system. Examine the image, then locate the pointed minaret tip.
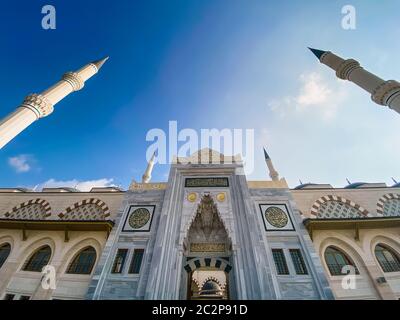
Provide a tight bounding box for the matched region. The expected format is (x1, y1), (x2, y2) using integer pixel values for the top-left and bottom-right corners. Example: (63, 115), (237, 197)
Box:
(263, 147), (270, 160)
(308, 47), (326, 60)
(92, 56), (109, 71)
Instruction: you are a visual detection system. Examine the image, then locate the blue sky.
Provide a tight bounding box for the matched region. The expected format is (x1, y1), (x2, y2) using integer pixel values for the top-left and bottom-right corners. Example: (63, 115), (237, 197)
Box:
(0, 0), (399, 190)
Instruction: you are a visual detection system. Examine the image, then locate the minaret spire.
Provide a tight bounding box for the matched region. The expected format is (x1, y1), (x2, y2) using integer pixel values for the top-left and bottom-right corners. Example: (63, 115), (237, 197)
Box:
(263, 147), (279, 181)
(142, 152), (156, 184)
(0, 57), (109, 149)
(308, 47), (400, 115)
(91, 57), (109, 71)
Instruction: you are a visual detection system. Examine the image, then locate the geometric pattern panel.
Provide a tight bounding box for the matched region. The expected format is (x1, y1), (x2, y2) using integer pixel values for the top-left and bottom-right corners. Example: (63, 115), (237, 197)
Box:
(382, 199), (400, 217)
(377, 194), (400, 216)
(311, 195), (368, 218)
(318, 201), (363, 219)
(59, 198), (110, 220)
(4, 199), (51, 220)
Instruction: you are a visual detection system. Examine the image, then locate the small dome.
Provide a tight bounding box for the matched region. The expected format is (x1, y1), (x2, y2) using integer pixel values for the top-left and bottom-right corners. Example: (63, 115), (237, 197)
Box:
(200, 281), (222, 296)
(294, 183), (316, 190)
(344, 182), (367, 189)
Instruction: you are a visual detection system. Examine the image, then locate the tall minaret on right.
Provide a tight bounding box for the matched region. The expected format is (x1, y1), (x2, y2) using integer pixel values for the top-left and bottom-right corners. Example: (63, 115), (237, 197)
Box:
(308, 47), (400, 115)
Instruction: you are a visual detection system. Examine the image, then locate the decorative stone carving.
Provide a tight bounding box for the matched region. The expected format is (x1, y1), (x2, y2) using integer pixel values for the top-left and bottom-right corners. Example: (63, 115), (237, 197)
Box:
(188, 194), (229, 241)
(129, 182), (167, 190)
(62, 72), (84, 91)
(21, 93), (54, 118)
(190, 243), (226, 252)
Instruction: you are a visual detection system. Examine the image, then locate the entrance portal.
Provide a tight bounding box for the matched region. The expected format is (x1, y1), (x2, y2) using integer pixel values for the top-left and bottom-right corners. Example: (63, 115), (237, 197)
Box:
(182, 194), (234, 299)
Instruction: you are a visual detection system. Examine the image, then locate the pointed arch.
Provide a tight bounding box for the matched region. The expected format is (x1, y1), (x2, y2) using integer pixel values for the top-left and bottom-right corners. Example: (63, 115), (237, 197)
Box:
(0, 243), (11, 269)
(310, 195), (368, 218)
(22, 245), (52, 272)
(374, 244), (400, 273)
(184, 194), (231, 243)
(323, 246), (359, 276)
(376, 193), (400, 216)
(4, 199), (51, 220)
(59, 198), (110, 220)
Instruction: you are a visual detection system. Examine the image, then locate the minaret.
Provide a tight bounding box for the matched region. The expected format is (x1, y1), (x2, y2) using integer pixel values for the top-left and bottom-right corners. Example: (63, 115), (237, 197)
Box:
(308, 47), (400, 115)
(142, 152), (156, 183)
(0, 57), (109, 149)
(264, 148), (279, 181)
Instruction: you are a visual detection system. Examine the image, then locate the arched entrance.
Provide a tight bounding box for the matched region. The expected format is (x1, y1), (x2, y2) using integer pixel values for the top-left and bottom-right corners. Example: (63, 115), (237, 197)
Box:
(180, 194), (235, 300)
(183, 257), (232, 300)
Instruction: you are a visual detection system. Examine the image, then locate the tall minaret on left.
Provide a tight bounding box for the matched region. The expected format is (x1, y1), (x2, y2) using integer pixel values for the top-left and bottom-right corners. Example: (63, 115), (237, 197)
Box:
(142, 152), (156, 183)
(0, 57), (109, 149)
(264, 147), (280, 181)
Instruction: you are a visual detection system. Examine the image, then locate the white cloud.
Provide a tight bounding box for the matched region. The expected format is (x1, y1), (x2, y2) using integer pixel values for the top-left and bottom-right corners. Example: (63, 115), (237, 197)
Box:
(34, 178), (116, 191)
(269, 72), (348, 120)
(8, 155), (32, 173)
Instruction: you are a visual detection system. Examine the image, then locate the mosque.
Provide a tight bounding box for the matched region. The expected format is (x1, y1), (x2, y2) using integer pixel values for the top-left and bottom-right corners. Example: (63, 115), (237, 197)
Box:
(0, 49), (399, 300)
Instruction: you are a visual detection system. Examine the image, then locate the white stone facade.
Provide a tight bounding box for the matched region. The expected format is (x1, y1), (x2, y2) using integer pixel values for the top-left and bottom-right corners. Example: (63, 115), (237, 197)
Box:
(0, 154), (399, 300)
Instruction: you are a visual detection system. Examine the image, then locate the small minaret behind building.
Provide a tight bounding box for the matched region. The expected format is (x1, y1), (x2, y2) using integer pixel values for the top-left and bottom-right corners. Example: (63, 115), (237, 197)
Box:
(264, 147), (279, 181)
(0, 57), (109, 149)
(308, 47), (400, 115)
(142, 152), (156, 183)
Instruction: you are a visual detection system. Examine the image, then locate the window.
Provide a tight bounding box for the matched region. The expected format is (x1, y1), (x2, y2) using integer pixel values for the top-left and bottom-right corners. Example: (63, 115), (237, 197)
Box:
(0, 243), (11, 269)
(19, 295), (30, 300)
(3, 294), (15, 300)
(375, 244), (400, 273)
(111, 249), (128, 274)
(22, 245), (51, 272)
(324, 246), (359, 276)
(289, 249), (308, 275)
(66, 246), (97, 275)
(128, 249), (144, 274)
(272, 249), (289, 275)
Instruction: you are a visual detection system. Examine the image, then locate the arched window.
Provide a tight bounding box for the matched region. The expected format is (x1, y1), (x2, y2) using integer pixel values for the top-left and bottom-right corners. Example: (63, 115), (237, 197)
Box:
(22, 245), (51, 272)
(324, 246), (359, 276)
(375, 244), (400, 273)
(66, 246), (97, 274)
(0, 243), (11, 269)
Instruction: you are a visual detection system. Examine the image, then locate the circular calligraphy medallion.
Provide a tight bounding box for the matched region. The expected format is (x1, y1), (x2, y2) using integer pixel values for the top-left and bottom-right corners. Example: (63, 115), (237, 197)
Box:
(129, 208), (151, 229)
(265, 206), (288, 228)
